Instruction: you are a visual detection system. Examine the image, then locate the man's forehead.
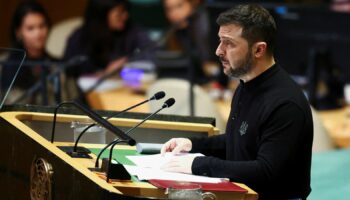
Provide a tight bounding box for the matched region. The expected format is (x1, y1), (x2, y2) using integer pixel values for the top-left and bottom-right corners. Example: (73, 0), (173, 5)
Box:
(218, 24), (243, 39)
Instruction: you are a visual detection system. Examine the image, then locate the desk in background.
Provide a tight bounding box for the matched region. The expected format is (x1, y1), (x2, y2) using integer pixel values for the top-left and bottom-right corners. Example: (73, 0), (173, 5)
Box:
(87, 87), (231, 129)
(318, 106), (350, 148)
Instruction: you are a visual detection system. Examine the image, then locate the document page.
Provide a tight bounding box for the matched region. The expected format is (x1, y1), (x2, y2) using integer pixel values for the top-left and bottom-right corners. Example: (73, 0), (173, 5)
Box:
(124, 153), (225, 183)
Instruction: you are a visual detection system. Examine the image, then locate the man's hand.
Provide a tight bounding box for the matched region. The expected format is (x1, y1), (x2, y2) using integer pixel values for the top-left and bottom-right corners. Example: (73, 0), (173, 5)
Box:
(161, 138), (192, 155)
(161, 155), (198, 174)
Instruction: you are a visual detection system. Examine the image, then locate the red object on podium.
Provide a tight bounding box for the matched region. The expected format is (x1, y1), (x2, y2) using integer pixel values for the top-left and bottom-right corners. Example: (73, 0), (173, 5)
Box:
(148, 179), (248, 193)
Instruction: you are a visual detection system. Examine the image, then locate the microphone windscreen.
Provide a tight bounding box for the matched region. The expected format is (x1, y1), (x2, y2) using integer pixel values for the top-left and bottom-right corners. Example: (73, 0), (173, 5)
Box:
(128, 139), (136, 146)
(151, 91), (166, 100)
(162, 98), (175, 108)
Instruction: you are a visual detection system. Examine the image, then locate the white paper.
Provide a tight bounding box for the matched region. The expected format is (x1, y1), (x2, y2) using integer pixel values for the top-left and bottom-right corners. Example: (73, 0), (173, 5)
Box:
(127, 152), (204, 169)
(124, 153), (224, 183)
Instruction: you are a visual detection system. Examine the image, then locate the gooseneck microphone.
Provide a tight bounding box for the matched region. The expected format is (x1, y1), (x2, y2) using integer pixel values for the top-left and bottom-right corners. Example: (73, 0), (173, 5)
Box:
(94, 98), (175, 180)
(72, 91), (165, 152)
(51, 101), (136, 153)
(124, 98), (175, 136)
(104, 98), (175, 182)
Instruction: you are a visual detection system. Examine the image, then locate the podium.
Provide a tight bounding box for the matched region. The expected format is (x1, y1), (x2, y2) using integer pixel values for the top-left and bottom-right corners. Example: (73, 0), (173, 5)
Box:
(0, 105), (257, 200)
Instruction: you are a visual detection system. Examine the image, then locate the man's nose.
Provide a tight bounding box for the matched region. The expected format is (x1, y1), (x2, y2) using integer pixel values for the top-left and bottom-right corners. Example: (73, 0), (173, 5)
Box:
(216, 43), (223, 57)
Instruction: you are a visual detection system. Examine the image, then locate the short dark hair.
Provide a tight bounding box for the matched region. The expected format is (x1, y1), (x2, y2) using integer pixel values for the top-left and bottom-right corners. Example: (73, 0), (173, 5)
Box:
(216, 4), (276, 54)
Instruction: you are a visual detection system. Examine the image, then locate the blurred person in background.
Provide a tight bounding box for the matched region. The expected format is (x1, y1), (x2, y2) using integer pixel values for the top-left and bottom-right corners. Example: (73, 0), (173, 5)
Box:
(162, 0), (225, 85)
(1, 1), (52, 104)
(162, 0), (235, 99)
(64, 0), (153, 79)
(330, 0), (350, 12)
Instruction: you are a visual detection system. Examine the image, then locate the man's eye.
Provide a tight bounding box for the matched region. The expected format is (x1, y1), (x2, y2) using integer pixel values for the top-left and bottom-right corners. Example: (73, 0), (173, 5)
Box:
(223, 41), (231, 46)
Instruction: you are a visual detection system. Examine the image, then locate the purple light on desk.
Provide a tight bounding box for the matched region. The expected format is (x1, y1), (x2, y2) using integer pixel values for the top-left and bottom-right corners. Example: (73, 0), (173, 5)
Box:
(120, 68), (144, 87)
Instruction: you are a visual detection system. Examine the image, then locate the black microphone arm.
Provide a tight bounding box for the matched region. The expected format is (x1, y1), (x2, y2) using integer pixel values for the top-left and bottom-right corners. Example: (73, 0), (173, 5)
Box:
(72, 91), (165, 152)
(51, 101), (136, 147)
(0, 54), (87, 67)
(12, 55), (88, 104)
(95, 98), (175, 169)
(104, 98), (175, 182)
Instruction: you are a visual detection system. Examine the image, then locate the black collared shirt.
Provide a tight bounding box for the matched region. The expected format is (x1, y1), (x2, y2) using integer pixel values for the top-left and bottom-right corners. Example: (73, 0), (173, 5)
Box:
(190, 64), (313, 200)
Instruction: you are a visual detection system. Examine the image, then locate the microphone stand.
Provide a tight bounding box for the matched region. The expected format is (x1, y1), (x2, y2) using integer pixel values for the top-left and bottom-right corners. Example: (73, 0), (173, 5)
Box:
(93, 98), (175, 182)
(73, 98), (149, 152)
(72, 91), (164, 154)
(106, 140), (129, 182)
(51, 101), (136, 158)
(94, 106), (166, 168)
(1, 59), (64, 105)
(12, 56), (87, 105)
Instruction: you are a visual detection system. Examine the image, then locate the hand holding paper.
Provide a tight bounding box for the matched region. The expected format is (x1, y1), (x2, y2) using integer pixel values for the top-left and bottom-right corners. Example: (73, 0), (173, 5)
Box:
(161, 154), (199, 174)
(125, 153), (225, 183)
(160, 138), (192, 155)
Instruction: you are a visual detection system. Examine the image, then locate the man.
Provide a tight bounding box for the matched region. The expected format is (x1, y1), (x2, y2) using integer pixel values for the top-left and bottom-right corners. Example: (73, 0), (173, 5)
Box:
(161, 5), (313, 200)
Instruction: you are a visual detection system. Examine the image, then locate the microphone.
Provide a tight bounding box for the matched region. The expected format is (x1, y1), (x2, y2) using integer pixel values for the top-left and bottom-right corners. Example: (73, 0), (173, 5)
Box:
(95, 97), (175, 167)
(150, 91), (166, 100)
(0, 47), (26, 110)
(11, 55), (88, 104)
(161, 97), (175, 108)
(122, 98), (175, 136)
(72, 91), (165, 152)
(93, 98), (175, 181)
(51, 101), (136, 158)
(0, 55), (87, 68)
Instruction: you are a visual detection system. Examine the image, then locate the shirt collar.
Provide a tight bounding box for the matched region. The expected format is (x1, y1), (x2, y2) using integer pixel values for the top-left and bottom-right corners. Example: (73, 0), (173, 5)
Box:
(239, 64), (279, 91)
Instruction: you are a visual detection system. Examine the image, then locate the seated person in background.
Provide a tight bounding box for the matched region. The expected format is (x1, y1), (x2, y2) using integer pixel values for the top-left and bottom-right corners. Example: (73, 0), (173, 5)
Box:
(330, 0), (350, 12)
(161, 5), (313, 200)
(1, 1), (53, 104)
(162, 0), (226, 87)
(64, 0), (153, 79)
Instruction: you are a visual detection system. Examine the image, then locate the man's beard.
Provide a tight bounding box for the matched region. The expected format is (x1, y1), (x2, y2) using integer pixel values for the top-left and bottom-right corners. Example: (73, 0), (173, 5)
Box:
(222, 51), (254, 78)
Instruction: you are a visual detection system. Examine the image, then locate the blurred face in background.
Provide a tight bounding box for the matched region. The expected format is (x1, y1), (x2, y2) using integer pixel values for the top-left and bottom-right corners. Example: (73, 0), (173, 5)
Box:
(331, 0), (350, 12)
(107, 5), (129, 31)
(164, 0), (193, 28)
(16, 12), (48, 56)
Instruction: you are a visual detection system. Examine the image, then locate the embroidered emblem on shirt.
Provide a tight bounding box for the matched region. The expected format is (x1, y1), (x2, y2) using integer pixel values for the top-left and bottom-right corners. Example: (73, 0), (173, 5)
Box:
(239, 121), (248, 136)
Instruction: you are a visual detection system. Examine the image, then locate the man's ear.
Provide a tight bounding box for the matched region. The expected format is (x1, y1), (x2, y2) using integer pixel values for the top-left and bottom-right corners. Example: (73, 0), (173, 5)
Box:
(253, 42), (267, 58)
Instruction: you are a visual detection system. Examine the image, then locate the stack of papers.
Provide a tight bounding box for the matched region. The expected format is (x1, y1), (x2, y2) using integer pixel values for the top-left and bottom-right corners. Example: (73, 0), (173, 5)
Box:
(124, 153), (224, 183)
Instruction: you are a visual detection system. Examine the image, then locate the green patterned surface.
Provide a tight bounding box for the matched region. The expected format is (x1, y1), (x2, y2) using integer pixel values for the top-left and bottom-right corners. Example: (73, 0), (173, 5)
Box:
(89, 148), (139, 165)
(309, 148), (350, 200)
